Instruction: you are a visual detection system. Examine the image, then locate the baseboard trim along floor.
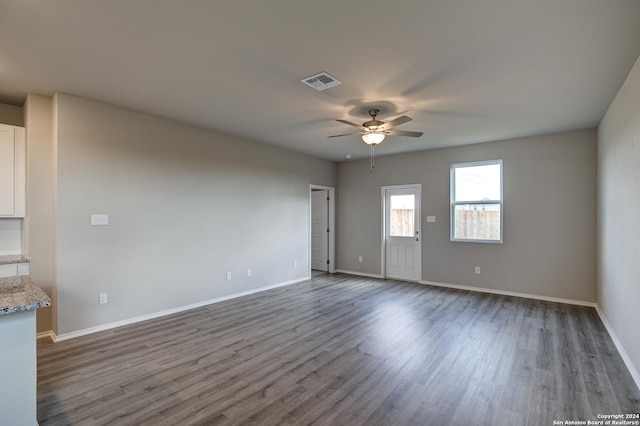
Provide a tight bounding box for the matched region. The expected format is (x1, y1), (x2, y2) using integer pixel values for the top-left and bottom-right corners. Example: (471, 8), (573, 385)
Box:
(52, 276), (310, 342)
(595, 304), (640, 391)
(335, 269), (384, 279)
(36, 273), (639, 424)
(335, 272), (638, 391)
(419, 279), (596, 308)
(417, 279), (638, 392)
(38, 271), (639, 392)
(36, 330), (56, 341)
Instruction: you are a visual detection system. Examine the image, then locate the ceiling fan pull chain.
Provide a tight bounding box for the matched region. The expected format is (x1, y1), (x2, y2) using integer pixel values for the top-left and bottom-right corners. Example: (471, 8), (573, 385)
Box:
(370, 144), (375, 173)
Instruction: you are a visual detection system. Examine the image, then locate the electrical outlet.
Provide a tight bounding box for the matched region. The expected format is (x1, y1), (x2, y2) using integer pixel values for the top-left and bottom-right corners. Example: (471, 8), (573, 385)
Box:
(427, 216), (436, 223)
(358, 256), (363, 263)
(475, 267), (481, 275)
(293, 260), (297, 269)
(99, 293), (108, 304)
(247, 268), (252, 277)
(226, 272), (232, 280)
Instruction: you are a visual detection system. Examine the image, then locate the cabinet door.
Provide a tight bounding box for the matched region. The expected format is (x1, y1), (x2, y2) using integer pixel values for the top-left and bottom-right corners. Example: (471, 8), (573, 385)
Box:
(0, 126), (15, 216)
(0, 124), (25, 218)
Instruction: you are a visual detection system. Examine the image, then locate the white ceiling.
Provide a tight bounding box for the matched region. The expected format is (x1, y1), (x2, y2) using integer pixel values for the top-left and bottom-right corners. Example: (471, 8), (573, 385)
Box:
(1, 0), (639, 162)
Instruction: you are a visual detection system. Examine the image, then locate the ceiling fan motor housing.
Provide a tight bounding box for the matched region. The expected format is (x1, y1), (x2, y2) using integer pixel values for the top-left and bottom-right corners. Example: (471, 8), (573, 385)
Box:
(364, 108), (384, 129)
(363, 119), (384, 128)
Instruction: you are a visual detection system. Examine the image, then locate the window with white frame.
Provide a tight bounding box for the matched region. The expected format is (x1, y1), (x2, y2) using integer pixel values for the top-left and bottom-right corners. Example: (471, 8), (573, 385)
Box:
(450, 160), (503, 243)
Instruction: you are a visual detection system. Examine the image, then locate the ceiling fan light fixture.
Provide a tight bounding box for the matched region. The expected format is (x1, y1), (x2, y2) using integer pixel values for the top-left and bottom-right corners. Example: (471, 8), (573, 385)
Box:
(330, 108), (422, 173)
(362, 132), (385, 145)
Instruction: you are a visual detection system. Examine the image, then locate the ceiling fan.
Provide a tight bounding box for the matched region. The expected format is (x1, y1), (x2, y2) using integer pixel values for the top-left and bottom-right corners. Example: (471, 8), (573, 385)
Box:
(329, 108), (423, 171)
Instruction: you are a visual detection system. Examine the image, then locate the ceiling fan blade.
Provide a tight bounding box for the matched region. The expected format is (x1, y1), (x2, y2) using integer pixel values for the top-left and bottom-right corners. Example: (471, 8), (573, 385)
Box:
(379, 115), (412, 131)
(336, 119), (365, 129)
(385, 130), (424, 137)
(328, 131), (362, 138)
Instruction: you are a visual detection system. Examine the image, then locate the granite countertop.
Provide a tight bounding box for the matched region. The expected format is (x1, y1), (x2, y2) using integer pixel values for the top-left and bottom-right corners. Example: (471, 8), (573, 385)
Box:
(0, 254), (29, 265)
(0, 275), (51, 315)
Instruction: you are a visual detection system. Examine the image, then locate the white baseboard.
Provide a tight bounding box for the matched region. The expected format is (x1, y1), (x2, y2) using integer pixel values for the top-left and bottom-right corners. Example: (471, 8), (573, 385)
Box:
(594, 305), (640, 391)
(36, 273), (640, 393)
(54, 276), (310, 342)
(340, 272), (638, 390)
(418, 279), (637, 391)
(335, 269), (384, 279)
(36, 330), (56, 342)
(419, 279), (596, 307)
(334, 272), (596, 307)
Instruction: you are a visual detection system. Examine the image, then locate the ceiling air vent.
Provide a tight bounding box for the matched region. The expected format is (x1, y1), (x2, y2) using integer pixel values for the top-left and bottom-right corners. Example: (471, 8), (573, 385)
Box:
(301, 72), (342, 91)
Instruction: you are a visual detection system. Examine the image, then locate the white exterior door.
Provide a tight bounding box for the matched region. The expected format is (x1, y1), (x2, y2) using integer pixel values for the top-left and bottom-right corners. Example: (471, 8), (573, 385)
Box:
(384, 185), (421, 281)
(311, 190), (329, 271)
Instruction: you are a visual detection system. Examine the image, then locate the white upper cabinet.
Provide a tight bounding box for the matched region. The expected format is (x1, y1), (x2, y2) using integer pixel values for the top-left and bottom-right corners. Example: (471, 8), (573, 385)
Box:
(0, 124), (25, 218)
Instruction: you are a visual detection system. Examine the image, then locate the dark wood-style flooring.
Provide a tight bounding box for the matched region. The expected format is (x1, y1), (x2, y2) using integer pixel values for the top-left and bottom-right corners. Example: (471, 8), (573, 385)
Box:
(37, 273), (640, 425)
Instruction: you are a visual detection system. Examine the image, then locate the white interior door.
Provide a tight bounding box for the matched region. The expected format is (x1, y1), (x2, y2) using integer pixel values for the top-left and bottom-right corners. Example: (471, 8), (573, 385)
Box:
(311, 190), (329, 271)
(384, 185), (421, 281)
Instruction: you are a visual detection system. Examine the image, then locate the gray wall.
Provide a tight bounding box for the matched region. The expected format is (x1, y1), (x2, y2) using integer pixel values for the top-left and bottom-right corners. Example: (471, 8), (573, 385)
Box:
(338, 129), (597, 302)
(598, 54), (640, 379)
(24, 94), (56, 333)
(53, 93), (336, 335)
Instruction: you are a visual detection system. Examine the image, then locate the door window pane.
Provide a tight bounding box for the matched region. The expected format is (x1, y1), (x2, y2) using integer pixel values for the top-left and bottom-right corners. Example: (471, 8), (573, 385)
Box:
(390, 194), (415, 237)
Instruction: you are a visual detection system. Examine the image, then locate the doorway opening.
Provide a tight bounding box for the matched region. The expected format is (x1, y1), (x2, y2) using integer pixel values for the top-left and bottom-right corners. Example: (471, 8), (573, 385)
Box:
(310, 185), (336, 275)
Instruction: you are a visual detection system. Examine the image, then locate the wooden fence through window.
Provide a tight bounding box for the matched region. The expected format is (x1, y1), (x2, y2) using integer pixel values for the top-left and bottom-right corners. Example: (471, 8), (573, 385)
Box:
(390, 209), (414, 236)
(455, 210), (500, 240)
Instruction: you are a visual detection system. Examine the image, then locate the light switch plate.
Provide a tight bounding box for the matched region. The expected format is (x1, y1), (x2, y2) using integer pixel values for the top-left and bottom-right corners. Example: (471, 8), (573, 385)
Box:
(91, 214), (109, 226)
(427, 216), (436, 223)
